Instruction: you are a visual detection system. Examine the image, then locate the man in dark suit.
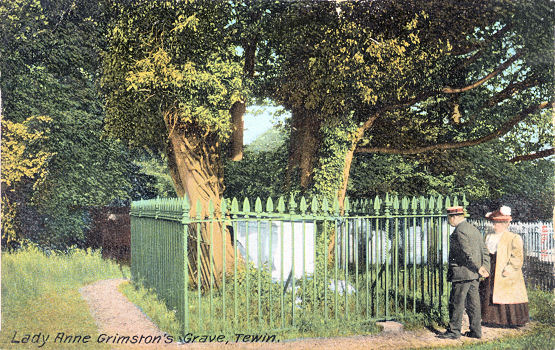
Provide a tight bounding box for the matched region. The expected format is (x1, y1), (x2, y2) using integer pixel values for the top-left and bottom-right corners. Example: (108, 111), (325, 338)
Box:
(438, 206), (490, 340)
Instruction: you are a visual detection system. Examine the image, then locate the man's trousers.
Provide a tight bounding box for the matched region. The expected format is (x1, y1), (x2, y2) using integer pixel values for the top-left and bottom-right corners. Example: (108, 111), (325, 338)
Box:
(447, 279), (481, 337)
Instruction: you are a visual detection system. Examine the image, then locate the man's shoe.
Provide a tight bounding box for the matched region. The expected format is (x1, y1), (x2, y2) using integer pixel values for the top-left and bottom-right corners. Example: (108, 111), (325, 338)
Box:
(437, 331), (460, 339)
(463, 331), (481, 339)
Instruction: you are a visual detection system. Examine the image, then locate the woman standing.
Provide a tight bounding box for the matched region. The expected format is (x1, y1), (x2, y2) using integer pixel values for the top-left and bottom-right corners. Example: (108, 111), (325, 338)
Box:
(479, 206), (529, 327)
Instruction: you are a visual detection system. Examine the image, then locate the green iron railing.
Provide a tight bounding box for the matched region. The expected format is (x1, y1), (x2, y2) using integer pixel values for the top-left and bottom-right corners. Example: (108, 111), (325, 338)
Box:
(130, 194), (468, 336)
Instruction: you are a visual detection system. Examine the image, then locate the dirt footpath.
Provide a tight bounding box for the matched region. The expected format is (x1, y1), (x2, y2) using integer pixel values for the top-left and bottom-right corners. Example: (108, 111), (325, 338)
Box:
(79, 279), (532, 349)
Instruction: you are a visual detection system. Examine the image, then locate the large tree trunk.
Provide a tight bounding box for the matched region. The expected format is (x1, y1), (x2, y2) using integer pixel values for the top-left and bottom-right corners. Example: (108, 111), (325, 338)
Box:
(165, 125), (236, 290)
(337, 115), (379, 210)
(285, 108), (320, 191)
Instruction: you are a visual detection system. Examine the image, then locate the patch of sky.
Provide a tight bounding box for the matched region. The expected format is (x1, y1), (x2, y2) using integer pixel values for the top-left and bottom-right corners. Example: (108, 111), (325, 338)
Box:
(244, 102), (289, 144)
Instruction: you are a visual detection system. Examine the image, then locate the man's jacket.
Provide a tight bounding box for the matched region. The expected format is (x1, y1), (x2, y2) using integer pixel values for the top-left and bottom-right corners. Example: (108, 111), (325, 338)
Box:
(447, 220), (490, 282)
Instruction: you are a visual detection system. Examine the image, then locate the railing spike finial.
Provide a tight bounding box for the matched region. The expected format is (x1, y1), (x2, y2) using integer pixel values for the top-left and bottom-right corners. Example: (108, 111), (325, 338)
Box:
(299, 196), (308, 214)
(231, 197), (239, 213)
(333, 195), (340, 216)
(419, 196), (427, 214)
(255, 197), (263, 213)
(266, 197), (274, 213)
(322, 196), (330, 213)
(277, 196), (286, 213)
(428, 195), (435, 213)
(344, 196), (350, 215)
(436, 194), (444, 214)
(374, 195), (382, 215)
(410, 196), (418, 214)
(311, 196), (319, 213)
(195, 199), (203, 219)
(401, 196), (409, 214)
(445, 196), (451, 210)
(220, 197), (227, 216)
(243, 197), (251, 213)
(182, 195), (191, 222)
(208, 199), (215, 218)
(393, 195), (400, 214)
(288, 193), (297, 214)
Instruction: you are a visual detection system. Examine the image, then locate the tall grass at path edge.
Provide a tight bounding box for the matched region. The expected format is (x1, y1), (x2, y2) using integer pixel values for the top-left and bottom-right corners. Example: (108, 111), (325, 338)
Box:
(1, 245), (129, 349)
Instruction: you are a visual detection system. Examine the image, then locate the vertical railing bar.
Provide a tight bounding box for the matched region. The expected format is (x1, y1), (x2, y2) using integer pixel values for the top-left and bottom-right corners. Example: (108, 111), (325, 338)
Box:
(412, 215), (417, 314)
(222, 214), (226, 329)
(344, 218), (349, 321)
(334, 219), (339, 321)
(246, 218), (250, 329)
(355, 218), (359, 317)
(403, 216), (408, 316)
(257, 217), (262, 329)
(375, 216), (379, 318)
(366, 217), (370, 318)
(291, 219), (296, 326)
(420, 216), (425, 310)
(233, 217), (238, 329)
(196, 219), (202, 330)
(324, 219), (328, 320)
(313, 216), (317, 321)
(302, 217), (306, 314)
(385, 212), (389, 318)
(394, 215), (399, 316)
(269, 219), (273, 329)
(280, 219), (285, 328)
(184, 216), (190, 333)
(209, 214), (214, 330)
(439, 215), (444, 320)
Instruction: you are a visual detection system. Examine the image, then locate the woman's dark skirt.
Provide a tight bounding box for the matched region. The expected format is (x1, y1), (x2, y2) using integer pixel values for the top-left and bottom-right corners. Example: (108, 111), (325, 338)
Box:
(479, 253), (529, 327)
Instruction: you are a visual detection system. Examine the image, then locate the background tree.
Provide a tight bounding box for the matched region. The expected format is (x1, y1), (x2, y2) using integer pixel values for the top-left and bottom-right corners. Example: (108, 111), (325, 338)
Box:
(255, 0), (554, 206)
(1, 116), (52, 247)
(0, 0), (152, 249)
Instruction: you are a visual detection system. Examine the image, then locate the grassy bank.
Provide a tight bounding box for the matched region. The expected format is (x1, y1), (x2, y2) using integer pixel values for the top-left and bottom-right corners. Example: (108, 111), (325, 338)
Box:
(1, 246), (129, 349)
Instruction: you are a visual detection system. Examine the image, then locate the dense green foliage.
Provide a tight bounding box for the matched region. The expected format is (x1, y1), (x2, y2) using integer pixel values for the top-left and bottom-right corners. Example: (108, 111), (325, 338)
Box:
(102, 0), (244, 150)
(228, 128), (553, 220)
(224, 146), (287, 200)
(0, 0), (159, 249)
(350, 142), (554, 220)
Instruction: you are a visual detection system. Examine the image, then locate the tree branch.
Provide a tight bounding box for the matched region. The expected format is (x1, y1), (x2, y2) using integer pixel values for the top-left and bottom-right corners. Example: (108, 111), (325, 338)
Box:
(508, 148), (555, 163)
(451, 24), (514, 61)
(443, 51), (523, 94)
(480, 75), (540, 110)
(461, 74), (541, 126)
(355, 101), (553, 155)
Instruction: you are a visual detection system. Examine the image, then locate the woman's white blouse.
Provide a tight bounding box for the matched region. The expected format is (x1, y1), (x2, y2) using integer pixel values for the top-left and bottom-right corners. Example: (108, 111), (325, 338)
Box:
(485, 232), (504, 254)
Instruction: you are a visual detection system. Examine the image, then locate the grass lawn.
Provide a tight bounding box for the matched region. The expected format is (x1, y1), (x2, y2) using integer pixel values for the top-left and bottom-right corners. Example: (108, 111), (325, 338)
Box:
(1, 246), (129, 349)
(417, 287), (555, 350)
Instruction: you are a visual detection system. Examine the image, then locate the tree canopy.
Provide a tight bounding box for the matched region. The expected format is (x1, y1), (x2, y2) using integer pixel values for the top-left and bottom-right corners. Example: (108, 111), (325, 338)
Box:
(252, 0), (554, 203)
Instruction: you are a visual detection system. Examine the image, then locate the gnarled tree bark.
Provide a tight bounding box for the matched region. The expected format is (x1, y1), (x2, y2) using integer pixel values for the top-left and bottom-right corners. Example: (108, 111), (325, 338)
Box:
(165, 123), (236, 290)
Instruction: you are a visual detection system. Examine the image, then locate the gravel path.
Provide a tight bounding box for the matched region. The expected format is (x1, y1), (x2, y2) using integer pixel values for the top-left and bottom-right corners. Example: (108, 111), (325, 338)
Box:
(80, 279), (532, 349)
